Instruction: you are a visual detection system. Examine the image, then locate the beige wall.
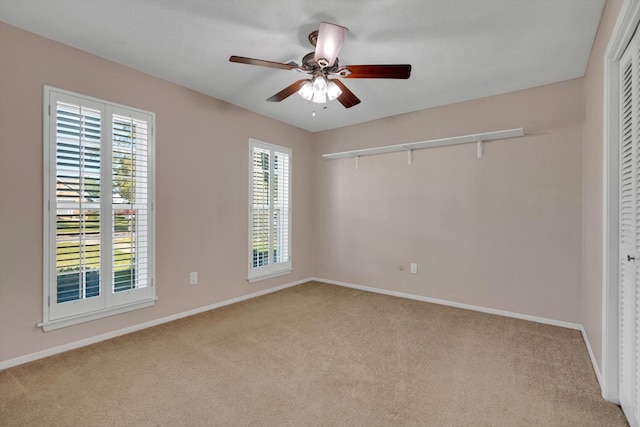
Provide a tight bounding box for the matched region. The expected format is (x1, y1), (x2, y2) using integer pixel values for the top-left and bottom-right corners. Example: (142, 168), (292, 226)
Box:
(581, 0), (623, 374)
(0, 0), (624, 371)
(0, 22), (313, 363)
(311, 79), (584, 323)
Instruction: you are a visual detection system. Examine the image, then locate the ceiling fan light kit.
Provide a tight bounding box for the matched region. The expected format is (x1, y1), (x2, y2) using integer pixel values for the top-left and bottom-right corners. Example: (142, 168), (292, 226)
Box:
(298, 76), (342, 104)
(229, 22), (411, 109)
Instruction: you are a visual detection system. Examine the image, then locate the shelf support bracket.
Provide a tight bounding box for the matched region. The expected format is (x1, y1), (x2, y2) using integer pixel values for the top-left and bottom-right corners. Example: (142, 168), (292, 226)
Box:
(355, 155), (360, 170)
(476, 137), (483, 159)
(407, 149), (413, 165)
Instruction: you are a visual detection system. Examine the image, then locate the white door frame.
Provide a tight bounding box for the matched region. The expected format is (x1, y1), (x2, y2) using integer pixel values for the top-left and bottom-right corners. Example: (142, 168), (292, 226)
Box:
(603, 0), (640, 403)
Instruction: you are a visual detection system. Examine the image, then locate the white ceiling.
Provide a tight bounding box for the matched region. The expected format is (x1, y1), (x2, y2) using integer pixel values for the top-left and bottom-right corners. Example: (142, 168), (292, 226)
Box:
(0, 0), (606, 132)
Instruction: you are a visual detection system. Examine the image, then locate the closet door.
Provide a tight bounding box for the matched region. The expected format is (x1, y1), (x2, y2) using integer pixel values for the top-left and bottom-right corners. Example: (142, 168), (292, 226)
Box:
(619, 28), (640, 427)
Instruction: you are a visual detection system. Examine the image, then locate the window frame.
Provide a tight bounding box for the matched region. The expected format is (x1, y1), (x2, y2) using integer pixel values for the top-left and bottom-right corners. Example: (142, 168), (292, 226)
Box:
(247, 139), (292, 283)
(41, 86), (156, 331)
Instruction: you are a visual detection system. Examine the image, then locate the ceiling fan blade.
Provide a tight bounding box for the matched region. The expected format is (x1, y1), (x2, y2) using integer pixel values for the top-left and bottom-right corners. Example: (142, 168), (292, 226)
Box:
(332, 80), (361, 108)
(342, 64), (412, 79)
(314, 22), (347, 68)
(229, 55), (299, 70)
(267, 80), (309, 102)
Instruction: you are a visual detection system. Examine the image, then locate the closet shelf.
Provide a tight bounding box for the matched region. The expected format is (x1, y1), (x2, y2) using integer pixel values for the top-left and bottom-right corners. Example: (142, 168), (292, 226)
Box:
(322, 128), (525, 160)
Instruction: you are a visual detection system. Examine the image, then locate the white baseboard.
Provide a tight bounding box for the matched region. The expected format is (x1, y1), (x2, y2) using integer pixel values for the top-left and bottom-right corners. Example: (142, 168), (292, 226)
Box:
(580, 325), (603, 389)
(312, 279), (611, 391)
(2, 276), (598, 383)
(313, 278), (608, 396)
(311, 277), (583, 330)
(0, 278), (308, 371)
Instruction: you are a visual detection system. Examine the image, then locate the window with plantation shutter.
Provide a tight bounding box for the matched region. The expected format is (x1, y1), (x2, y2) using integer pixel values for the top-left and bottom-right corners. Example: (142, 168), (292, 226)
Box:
(248, 139), (291, 282)
(42, 86), (155, 330)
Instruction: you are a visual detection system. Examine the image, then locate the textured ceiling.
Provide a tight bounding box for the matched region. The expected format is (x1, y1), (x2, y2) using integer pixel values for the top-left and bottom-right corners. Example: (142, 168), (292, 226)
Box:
(0, 0), (606, 132)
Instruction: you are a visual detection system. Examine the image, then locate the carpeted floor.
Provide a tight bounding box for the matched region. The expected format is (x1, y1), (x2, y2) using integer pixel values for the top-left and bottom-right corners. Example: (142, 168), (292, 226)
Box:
(0, 281), (629, 426)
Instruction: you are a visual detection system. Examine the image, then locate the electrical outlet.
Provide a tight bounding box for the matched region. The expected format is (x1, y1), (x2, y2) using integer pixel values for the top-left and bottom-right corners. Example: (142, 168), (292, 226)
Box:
(410, 263), (418, 274)
(189, 272), (198, 285)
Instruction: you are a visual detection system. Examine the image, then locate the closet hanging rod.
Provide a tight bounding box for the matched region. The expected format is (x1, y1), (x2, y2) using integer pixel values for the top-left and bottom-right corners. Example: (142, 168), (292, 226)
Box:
(322, 128), (525, 160)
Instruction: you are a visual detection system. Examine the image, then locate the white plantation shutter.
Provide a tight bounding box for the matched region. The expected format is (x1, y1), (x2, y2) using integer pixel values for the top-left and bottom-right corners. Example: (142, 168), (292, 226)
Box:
(619, 33), (640, 426)
(43, 87), (155, 329)
(50, 95), (105, 319)
(273, 150), (290, 264)
(248, 140), (292, 282)
(111, 113), (150, 295)
(55, 101), (102, 300)
(252, 146), (271, 268)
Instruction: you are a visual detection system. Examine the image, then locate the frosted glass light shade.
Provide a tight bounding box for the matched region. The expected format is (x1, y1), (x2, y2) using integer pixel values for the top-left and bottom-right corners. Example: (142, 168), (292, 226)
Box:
(314, 22), (347, 68)
(312, 76), (328, 103)
(326, 80), (342, 101)
(312, 93), (327, 104)
(312, 76), (327, 95)
(297, 81), (313, 101)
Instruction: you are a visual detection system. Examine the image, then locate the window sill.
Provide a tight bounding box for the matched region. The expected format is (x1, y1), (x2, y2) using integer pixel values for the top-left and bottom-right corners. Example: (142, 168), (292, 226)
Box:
(38, 297), (157, 331)
(247, 268), (292, 283)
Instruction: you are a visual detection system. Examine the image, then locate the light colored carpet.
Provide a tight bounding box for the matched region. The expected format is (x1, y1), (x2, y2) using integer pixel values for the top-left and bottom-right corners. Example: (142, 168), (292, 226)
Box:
(0, 281), (629, 426)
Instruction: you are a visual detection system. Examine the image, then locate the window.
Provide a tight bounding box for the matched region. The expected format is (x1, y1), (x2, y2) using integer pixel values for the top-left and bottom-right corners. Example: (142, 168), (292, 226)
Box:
(248, 139), (291, 282)
(42, 86), (155, 330)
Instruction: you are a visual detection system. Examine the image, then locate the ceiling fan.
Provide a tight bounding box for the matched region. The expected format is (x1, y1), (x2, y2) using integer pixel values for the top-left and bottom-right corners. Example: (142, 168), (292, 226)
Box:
(229, 22), (411, 109)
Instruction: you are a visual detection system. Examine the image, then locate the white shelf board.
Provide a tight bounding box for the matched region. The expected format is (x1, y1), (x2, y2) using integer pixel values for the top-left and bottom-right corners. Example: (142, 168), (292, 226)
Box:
(322, 128), (525, 160)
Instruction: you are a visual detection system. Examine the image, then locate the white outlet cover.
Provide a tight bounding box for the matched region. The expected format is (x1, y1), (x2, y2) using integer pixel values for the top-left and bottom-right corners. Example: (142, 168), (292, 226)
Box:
(189, 272), (198, 285)
(410, 263), (418, 274)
